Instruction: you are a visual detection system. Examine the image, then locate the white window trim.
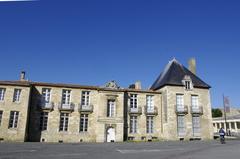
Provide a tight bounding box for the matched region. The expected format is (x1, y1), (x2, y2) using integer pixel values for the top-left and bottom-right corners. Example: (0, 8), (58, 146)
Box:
(146, 95), (154, 111)
(130, 116), (137, 134)
(62, 90), (71, 105)
(9, 111), (19, 129)
(60, 113), (69, 131)
(130, 94), (138, 109)
(81, 91), (90, 106)
(0, 88), (5, 101)
(42, 88), (51, 104)
(13, 89), (21, 102)
(80, 114), (88, 132)
(107, 100), (116, 117)
(146, 116), (154, 134)
(191, 95), (199, 109)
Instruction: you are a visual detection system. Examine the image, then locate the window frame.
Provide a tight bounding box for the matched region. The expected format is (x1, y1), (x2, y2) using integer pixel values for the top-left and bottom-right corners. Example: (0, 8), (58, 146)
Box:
(192, 115), (201, 136)
(0, 88), (6, 101)
(13, 89), (21, 103)
(81, 91), (90, 106)
(62, 89), (71, 105)
(177, 115), (185, 136)
(107, 99), (116, 117)
(130, 116), (137, 134)
(80, 114), (88, 132)
(40, 112), (49, 131)
(146, 116), (154, 134)
(59, 113), (69, 132)
(42, 88), (51, 104)
(146, 95), (154, 111)
(130, 94), (138, 109)
(8, 111), (19, 129)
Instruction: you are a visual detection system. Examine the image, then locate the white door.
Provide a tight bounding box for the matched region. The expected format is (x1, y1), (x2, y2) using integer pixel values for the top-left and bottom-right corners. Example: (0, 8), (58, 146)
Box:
(107, 127), (115, 142)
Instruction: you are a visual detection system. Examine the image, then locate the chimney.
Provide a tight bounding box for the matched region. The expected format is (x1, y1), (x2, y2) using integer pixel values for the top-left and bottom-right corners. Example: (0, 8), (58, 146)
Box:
(135, 81), (141, 90)
(20, 71), (26, 81)
(188, 58), (196, 75)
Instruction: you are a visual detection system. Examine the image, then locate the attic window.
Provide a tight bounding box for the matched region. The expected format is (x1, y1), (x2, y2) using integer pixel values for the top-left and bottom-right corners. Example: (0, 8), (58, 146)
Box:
(182, 75), (193, 90)
(185, 81), (191, 90)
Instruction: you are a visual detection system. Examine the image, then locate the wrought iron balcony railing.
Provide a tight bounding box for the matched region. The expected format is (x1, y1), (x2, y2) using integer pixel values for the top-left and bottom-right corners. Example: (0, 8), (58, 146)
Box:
(58, 102), (75, 111)
(39, 101), (54, 110)
(175, 105), (188, 114)
(144, 106), (158, 115)
(190, 106), (203, 115)
(78, 104), (94, 113)
(128, 106), (142, 115)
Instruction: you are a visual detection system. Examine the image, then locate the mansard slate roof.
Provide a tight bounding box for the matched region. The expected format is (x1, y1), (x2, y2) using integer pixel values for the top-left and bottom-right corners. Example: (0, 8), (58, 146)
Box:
(150, 59), (211, 90)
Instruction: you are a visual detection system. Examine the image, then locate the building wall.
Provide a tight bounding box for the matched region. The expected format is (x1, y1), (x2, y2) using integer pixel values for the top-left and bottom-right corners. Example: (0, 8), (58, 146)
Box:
(126, 92), (162, 141)
(0, 83), (213, 143)
(28, 86), (125, 143)
(95, 90), (124, 142)
(0, 85), (31, 142)
(160, 86), (213, 140)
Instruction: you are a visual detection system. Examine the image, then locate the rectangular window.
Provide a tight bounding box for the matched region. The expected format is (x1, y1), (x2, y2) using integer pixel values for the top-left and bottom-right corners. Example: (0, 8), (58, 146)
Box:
(107, 100), (115, 117)
(59, 113), (69, 131)
(80, 114), (88, 132)
(81, 91), (90, 106)
(146, 116), (154, 133)
(177, 115), (185, 136)
(40, 112), (48, 131)
(42, 88), (51, 104)
(13, 89), (21, 102)
(192, 116), (201, 136)
(130, 116), (137, 133)
(8, 111), (19, 128)
(0, 111), (3, 126)
(191, 95), (199, 107)
(185, 81), (191, 90)
(146, 95), (154, 111)
(0, 88), (6, 101)
(217, 123), (220, 129)
(62, 89), (71, 105)
(130, 94), (137, 108)
(176, 94), (184, 111)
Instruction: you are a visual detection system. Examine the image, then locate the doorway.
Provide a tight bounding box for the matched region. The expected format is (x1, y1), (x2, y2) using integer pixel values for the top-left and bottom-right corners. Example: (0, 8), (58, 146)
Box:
(106, 127), (115, 142)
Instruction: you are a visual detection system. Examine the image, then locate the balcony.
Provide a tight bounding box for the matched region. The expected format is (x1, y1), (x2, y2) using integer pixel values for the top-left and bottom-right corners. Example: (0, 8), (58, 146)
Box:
(144, 106), (158, 115)
(175, 105), (188, 114)
(128, 106), (142, 115)
(39, 101), (54, 110)
(78, 104), (94, 113)
(58, 102), (75, 111)
(190, 106), (203, 115)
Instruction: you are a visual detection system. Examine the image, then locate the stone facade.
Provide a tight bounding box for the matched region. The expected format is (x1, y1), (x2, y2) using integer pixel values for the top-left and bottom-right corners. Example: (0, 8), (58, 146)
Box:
(0, 83), (31, 142)
(160, 86), (213, 140)
(0, 59), (213, 143)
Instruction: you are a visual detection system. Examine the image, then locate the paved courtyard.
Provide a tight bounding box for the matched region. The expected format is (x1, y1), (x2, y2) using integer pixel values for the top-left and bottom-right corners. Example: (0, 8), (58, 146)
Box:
(0, 140), (240, 159)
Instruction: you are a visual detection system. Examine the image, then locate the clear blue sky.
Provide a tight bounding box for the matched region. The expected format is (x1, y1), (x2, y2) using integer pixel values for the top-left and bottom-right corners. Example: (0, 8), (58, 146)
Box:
(0, 0), (239, 108)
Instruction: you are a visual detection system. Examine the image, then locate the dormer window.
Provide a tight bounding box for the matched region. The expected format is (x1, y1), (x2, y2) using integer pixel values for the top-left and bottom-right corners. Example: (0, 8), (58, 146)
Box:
(185, 81), (191, 90)
(182, 75), (193, 90)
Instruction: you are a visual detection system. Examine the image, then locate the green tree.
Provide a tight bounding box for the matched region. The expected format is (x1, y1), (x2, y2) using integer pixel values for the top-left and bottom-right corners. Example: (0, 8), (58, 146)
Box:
(212, 108), (223, 117)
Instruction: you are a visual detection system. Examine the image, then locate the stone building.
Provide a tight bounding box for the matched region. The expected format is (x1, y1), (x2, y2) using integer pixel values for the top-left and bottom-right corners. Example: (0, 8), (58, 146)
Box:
(0, 59), (213, 142)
